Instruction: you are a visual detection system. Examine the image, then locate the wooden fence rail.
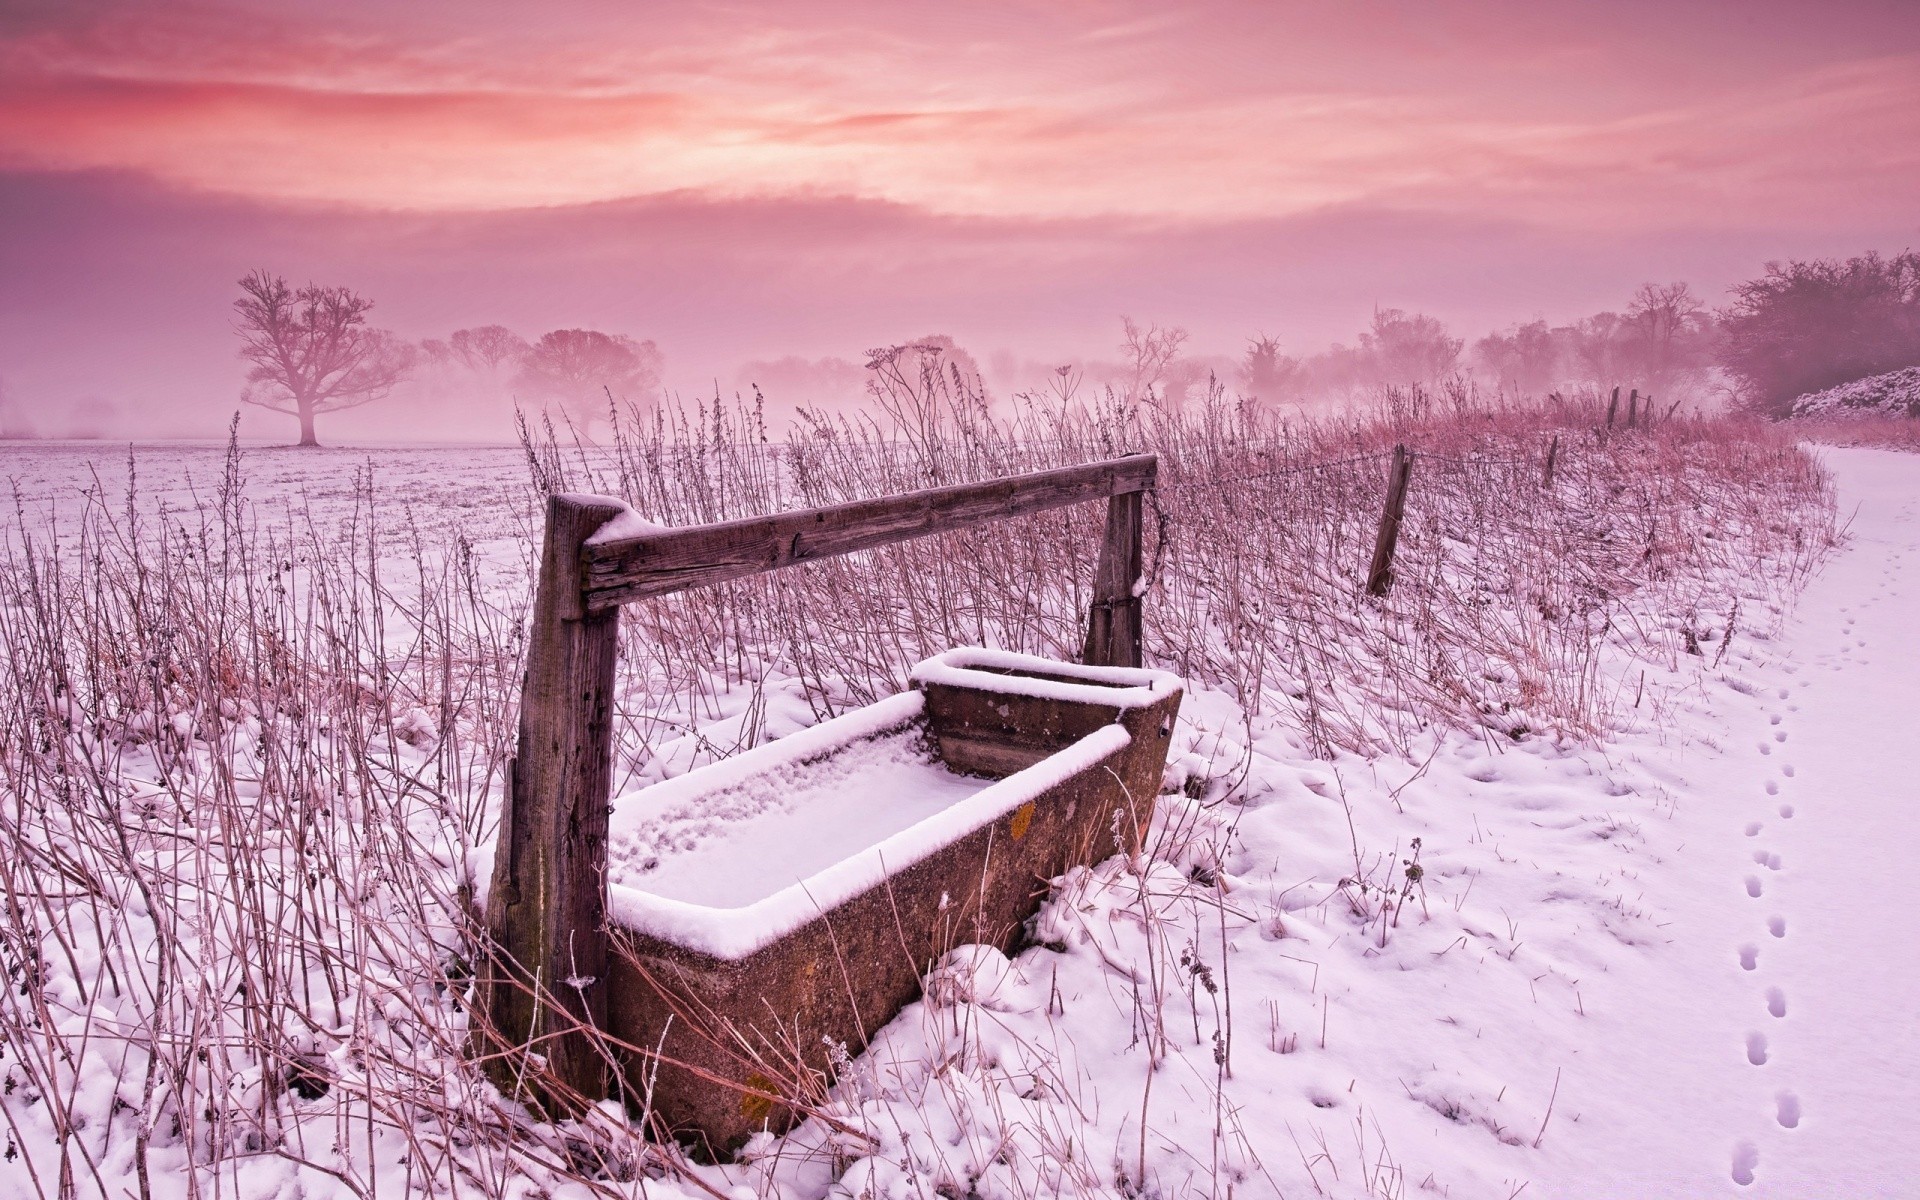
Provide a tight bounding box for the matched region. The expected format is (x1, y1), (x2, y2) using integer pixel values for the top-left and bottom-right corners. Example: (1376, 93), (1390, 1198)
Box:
(480, 454), (1158, 1105)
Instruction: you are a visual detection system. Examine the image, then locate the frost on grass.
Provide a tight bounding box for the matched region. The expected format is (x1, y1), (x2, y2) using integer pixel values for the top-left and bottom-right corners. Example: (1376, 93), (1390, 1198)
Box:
(0, 384), (1837, 1198)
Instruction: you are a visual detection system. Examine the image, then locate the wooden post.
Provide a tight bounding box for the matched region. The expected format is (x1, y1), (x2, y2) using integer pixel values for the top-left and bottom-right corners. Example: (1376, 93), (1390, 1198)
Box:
(1627, 388), (1639, 428)
(1605, 386), (1620, 429)
(480, 493), (625, 1109)
(1083, 489), (1144, 668)
(1365, 444), (1413, 597)
(1542, 434), (1560, 489)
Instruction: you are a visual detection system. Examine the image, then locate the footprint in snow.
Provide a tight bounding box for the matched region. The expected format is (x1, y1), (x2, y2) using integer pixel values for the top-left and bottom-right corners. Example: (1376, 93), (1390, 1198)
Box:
(1732, 1142), (1760, 1186)
(1745, 876), (1763, 898)
(1769, 714), (1783, 726)
(1759, 743), (1772, 756)
(1781, 764), (1795, 778)
(1779, 804), (1794, 819)
(1746, 1032), (1769, 1065)
(1777, 1091), (1801, 1129)
(1774, 731), (1787, 743)
(1766, 780), (1779, 796)
(1739, 944), (1760, 970)
(1745, 822), (1762, 837)
(1766, 987), (1786, 1018)
(1769, 916), (1787, 938)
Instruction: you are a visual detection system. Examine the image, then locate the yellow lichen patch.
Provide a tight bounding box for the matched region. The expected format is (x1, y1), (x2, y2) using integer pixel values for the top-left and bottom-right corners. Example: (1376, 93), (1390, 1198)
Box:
(1010, 801), (1035, 841)
(739, 1072), (779, 1122)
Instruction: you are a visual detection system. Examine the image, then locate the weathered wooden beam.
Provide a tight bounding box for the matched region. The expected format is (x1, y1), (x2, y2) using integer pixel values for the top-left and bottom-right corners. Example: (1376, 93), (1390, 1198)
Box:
(1542, 434), (1560, 489)
(1365, 444), (1414, 597)
(1082, 489), (1144, 668)
(480, 493), (624, 1109)
(581, 454), (1158, 610)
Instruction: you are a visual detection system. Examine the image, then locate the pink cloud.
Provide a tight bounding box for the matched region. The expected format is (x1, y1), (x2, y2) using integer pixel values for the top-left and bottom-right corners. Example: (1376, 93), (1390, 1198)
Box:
(0, 3), (1913, 231)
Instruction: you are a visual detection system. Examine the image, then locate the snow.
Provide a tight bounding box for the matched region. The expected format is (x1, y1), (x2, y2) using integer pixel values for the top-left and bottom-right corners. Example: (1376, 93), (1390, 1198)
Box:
(737, 447), (1920, 1199)
(908, 645), (1180, 709)
(607, 704), (993, 908)
(1789, 366), (1920, 418)
(606, 713), (1132, 961)
(1525, 444), (1920, 1196)
(5, 437), (1915, 1198)
(578, 494), (670, 544)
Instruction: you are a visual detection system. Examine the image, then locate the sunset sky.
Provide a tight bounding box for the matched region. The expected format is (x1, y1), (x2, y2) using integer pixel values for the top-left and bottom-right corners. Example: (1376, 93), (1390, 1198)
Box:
(2, 0), (1917, 437)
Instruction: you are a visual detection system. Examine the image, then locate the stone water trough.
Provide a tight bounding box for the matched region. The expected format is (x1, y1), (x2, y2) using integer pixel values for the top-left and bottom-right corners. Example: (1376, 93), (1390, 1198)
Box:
(600, 647), (1183, 1157)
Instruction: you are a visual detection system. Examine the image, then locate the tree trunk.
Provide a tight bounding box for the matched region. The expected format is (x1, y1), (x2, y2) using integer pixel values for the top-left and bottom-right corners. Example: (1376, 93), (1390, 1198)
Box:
(298, 400), (320, 447)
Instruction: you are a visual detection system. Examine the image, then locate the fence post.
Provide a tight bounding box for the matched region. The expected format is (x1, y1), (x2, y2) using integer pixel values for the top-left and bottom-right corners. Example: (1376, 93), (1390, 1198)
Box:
(1605, 386), (1620, 430)
(1083, 489), (1144, 668)
(1542, 434), (1560, 489)
(1365, 444), (1413, 597)
(1627, 388), (1639, 428)
(480, 493), (625, 1109)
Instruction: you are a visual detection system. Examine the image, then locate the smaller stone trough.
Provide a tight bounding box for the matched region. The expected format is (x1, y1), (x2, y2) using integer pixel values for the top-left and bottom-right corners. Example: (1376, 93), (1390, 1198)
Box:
(602, 647), (1183, 1157)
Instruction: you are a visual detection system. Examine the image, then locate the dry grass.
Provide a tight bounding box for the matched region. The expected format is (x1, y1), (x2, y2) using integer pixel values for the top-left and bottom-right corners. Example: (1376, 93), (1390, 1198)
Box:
(1788, 414), (1920, 453)
(0, 372), (1836, 1198)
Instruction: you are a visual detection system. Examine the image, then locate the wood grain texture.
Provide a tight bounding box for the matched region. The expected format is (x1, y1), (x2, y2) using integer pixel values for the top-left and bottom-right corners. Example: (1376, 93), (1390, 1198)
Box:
(581, 455), (1157, 610)
(1365, 444), (1414, 598)
(480, 494), (624, 1108)
(1082, 490), (1144, 668)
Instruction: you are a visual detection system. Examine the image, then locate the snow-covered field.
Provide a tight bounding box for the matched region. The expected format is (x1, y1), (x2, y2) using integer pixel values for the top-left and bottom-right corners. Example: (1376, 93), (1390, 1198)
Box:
(3, 418), (1904, 1200)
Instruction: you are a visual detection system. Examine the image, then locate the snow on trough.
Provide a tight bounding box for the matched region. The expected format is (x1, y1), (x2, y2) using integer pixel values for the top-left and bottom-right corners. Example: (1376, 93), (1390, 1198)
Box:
(600, 687), (1131, 961)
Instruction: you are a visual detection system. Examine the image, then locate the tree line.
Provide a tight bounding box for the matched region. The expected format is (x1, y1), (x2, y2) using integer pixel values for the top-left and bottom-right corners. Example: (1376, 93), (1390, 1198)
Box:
(229, 250), (1920, 445)
(233, 271), (662, 447)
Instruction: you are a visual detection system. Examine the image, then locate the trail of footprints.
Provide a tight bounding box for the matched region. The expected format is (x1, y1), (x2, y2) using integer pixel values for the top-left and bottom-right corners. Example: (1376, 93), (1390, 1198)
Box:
(1732, 678), (1807, 1188)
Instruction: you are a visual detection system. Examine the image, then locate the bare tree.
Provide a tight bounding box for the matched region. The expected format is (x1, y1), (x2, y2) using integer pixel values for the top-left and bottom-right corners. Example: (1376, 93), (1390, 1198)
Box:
(1120, 317), (1189, 405)
(450, 325), (530, 374)
(515, 329), (663, 424)
(1360, 309), (1463, 385)
(1624, 282), (1712, 395)
(234, 270), (414, 447)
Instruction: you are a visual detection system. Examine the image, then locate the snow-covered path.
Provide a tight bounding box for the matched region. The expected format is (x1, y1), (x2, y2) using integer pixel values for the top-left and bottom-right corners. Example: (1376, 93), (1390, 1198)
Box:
(1737, 448), (1920, 1196)
(1527, 447), (1920, 1198)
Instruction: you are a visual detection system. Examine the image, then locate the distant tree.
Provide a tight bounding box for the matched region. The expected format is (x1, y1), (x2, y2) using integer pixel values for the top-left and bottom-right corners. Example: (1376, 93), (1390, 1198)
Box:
(418, 338), (456, 370)
(515, 329), (663, 423)
(1623, 282), (1714, 396)
(1239, 334), (1307, 403)
(1563, 311), (1629, 388)
(1719, 251), (1920, 414)
(450, 325), (530, 374)
(1120, 317), (1189, 404)
(233, 270), (415, 447)
(737, 355), (865, 405)
(1473, 320), (1559, 396)
(1360, 309), (1463, 385)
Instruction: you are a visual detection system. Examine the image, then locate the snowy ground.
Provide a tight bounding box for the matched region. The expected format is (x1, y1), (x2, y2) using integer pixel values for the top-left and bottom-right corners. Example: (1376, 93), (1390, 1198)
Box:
(729, 446), (1917, 1200)
(1513, 445), (1920, 1197)
(0, 437), (1908, 1199)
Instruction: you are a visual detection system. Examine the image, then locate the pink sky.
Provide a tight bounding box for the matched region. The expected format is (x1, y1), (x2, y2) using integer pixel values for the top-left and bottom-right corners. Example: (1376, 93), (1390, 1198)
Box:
(1, 0), (1916, 437)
